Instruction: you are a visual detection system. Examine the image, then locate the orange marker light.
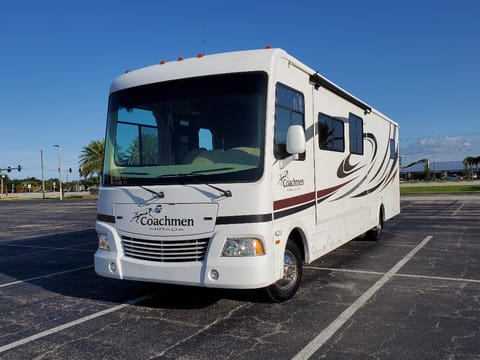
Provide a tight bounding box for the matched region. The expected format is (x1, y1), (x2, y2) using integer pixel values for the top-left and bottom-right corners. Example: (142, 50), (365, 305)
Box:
(255, 240), (265, 255)
(178, 56), (184, 61)
(275, 239), (280, 245)
(160, 60), (166, 65)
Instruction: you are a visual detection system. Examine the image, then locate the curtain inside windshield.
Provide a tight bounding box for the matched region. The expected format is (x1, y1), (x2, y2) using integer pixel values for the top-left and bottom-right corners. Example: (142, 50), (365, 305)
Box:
(103, 72), (267, 185)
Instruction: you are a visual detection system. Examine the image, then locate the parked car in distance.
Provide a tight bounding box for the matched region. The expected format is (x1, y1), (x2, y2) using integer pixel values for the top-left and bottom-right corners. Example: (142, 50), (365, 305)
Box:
(442, 174), (463, 180)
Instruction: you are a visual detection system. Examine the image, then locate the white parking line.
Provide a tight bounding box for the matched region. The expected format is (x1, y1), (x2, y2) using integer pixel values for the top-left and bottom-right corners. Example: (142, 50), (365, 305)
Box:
(0, 265), (93, 289)
(395, 272), (480, 284)
(0, 294), (151, 354)
(0, 242), (96, 260)
(305, 266), (480, 284)
(293, 235), (433, 360)
(451, 202), (465, 216)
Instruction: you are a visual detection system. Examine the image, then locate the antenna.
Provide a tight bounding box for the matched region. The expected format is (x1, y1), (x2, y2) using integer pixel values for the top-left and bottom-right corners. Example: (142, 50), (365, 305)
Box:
(203, 17), (207, 55)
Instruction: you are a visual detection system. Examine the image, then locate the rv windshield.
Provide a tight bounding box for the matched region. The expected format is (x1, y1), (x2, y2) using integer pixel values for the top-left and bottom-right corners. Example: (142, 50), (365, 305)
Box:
(103, 72), (267, 186)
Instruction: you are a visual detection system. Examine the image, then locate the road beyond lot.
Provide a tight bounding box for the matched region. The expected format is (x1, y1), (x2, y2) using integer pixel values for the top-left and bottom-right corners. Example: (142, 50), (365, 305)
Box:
(0, 196), (479, 359)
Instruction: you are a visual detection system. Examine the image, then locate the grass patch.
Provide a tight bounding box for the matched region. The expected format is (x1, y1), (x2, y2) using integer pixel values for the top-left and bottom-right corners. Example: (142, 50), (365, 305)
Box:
(401, 185), (480, 195)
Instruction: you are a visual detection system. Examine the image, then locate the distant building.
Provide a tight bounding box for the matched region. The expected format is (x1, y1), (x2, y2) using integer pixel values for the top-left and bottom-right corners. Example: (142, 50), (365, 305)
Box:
(400, 160), (465, 180)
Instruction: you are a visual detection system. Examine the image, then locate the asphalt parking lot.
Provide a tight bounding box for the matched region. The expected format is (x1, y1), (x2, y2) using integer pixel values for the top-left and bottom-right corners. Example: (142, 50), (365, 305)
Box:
(0, 196), (479, 359)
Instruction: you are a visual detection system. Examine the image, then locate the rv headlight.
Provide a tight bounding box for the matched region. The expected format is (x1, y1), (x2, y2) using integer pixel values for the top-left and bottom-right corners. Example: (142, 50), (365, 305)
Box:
(222, 238), (264, 257)
(98, 233), (111, 251)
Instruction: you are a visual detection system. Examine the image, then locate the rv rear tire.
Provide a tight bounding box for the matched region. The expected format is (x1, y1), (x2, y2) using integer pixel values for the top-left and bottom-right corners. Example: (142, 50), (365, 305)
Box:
(367, 211), (384, 241)
(265, 240), (302, 302)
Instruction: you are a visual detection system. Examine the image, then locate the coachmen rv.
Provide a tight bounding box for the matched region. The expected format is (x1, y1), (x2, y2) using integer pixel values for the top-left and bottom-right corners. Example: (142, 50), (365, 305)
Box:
(95, 48), (400, 301)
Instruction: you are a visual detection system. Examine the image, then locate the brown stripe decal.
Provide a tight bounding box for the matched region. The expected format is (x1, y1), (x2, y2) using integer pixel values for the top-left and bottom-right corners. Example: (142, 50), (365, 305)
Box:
(317, 180), (354, 199)
(274, 192), (315, 211)
(97, 213), (116, 223)
(273, 180), (354, 213)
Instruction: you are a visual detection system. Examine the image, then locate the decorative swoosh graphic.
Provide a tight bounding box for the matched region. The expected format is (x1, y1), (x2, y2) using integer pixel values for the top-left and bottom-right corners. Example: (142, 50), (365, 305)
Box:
(353, 126), (399, 198)
(330, 131), (379, 200)
(337, 154), (364, 178)
(326, 123), (399, 202)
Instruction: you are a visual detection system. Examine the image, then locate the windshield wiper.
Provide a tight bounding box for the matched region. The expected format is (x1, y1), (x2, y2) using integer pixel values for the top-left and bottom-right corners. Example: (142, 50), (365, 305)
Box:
(157, 171), (232, 198)
(139, 186), (164, 198)
(203, 183), (232, 198)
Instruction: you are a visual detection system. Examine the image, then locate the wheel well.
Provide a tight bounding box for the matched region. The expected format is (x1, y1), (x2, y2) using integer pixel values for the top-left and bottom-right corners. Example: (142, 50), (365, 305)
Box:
(288, 228), (306, 262)
(379, 204), (385, 226)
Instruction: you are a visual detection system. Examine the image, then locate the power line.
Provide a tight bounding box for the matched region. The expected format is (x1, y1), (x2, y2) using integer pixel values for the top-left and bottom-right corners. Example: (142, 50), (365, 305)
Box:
(400, 131), (480, 142)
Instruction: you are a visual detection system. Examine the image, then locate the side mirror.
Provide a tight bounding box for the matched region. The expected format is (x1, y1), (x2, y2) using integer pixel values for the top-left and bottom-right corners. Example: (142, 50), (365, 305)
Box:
(286, 125), (306, 155)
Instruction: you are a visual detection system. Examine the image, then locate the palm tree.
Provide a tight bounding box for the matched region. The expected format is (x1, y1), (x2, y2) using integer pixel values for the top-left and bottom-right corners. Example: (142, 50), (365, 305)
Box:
(474, 156), (480, 179)
(79, 139), (105, 177)
(463, 156), (475, 180)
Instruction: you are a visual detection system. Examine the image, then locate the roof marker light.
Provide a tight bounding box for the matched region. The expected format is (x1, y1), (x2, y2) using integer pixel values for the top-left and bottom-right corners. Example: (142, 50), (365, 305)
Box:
(265, 45), (272, 49)
(178, 56), (184, 61)
(160, 60), (167, 65)
(124, 70), (130, 74)
(197, 53), (204, 58)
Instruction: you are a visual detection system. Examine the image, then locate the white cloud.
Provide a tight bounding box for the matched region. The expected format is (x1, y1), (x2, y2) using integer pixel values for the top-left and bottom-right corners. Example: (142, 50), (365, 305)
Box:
(402, 136), (479, 161)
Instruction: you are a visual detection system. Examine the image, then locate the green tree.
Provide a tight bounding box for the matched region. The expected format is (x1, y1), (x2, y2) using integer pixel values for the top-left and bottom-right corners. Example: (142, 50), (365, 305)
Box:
(125, 134), (159, 165)
(79, 139), (105, 177)
(463, 156), (474, 180)
(474, 156), (480, 179)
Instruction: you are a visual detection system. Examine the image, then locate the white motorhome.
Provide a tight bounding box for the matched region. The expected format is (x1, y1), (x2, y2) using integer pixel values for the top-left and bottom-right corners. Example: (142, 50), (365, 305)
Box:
(95, 48), (400, 301)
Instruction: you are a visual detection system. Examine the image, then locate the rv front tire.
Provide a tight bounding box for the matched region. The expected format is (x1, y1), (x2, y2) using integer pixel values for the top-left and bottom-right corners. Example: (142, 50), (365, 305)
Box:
(266, 240), (303, 302)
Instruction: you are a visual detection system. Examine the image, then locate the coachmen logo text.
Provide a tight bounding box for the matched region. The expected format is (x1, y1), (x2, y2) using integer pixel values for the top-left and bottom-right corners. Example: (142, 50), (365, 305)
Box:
(130, 206), (194, 231)
(278, 170), (304, 188)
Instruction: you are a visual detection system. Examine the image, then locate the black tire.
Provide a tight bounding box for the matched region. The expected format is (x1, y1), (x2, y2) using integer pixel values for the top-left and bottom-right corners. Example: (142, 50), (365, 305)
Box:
(265, 240), (303, 302)
(367, 210), (384, 241)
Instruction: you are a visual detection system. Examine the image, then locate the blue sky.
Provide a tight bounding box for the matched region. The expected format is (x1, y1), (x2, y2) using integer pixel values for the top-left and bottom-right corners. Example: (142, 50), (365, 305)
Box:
(1, 0), (479, 180)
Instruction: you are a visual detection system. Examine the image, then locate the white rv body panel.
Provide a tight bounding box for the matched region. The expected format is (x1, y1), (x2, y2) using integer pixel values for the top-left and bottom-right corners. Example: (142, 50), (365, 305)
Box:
(95, 48), (400, 296)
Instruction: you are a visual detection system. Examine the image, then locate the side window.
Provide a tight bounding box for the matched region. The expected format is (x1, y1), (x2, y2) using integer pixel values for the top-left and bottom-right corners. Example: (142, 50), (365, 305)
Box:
(318, 113), (344, 152)
(274, 83), (305, 160)
(199, 128), (213, 150)
(390, 138), (396, 159)
(349, 113), (364, 155)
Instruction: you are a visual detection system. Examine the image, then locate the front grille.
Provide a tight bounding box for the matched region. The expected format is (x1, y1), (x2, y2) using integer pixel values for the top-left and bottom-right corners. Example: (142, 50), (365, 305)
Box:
(121, 236), (210, 262)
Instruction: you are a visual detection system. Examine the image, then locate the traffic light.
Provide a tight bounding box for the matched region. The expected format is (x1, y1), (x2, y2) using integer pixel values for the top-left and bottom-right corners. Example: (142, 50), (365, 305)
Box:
(0, 165), (21, 172)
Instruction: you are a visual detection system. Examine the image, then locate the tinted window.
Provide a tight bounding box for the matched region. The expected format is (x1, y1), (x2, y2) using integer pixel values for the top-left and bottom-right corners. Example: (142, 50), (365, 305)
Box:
(390, 138), (396, 159)
(103, 72), (267, 185)
(318, 113), (344, 152)
(274, 83), (305, 160)
(349, 113), (363, 155)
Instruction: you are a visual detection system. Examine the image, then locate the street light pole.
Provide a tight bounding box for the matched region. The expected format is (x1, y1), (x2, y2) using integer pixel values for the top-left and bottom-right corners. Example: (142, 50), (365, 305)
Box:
(0, 175), (4, 198)
(40, 150), (46, 199)
(53, 144), (63, 200)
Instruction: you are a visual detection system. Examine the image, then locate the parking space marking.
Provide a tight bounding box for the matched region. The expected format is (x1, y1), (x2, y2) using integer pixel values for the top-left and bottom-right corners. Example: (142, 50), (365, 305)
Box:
(306, 267), (480, 284)
(0, 229), (96, 244)
(0, 294), (151, 354)
(0, 265), (93, 288)
(451, 202), (465, 217)
(155, 302), (252, 358)
(293, 235), (433, 360)
(0, 242), (96, 261)
(395, 273), (480, 284)
(304, 266), (385, 276)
